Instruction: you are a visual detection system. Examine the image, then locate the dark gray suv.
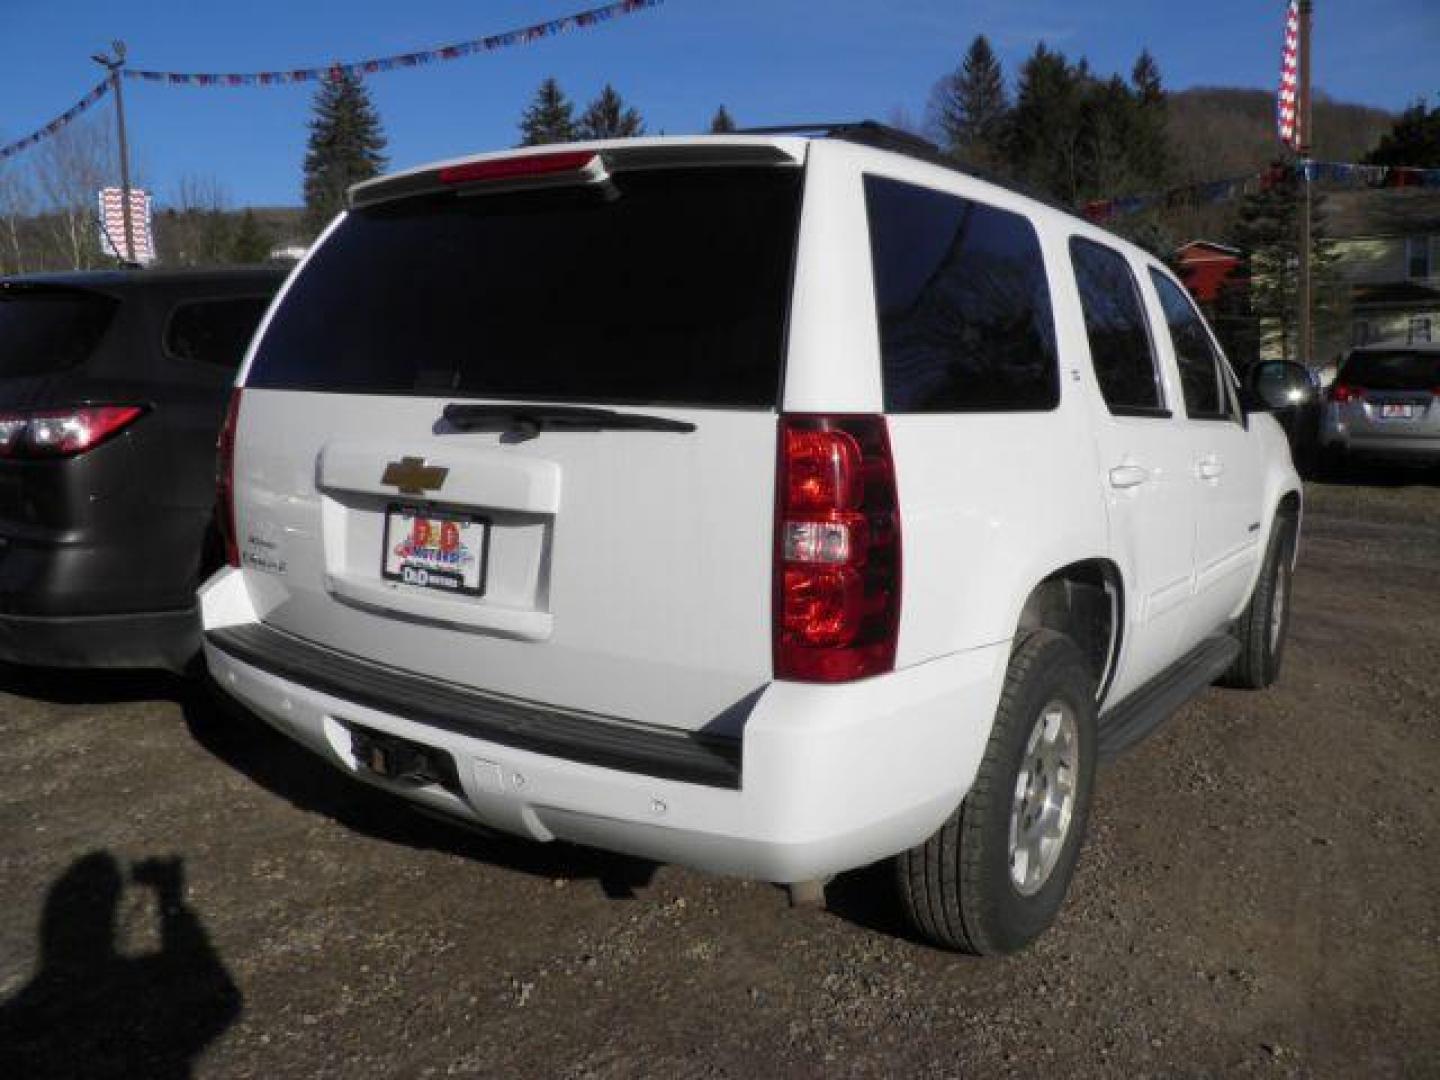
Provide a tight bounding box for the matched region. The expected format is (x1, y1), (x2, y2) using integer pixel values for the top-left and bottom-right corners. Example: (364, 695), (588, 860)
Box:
(0, 267), (284, 671)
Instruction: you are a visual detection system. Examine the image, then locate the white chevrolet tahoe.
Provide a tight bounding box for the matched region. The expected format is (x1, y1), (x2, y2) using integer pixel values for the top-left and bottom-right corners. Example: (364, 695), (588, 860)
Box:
(202, 124), (1301, 954)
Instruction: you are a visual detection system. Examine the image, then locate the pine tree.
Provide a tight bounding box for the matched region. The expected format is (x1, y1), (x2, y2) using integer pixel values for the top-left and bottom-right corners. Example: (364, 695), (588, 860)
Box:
(578, 84), (645, 141)
(709, 105), (737, 133)
(1364, 100), (1440, 168)
(302, 69), (387, 237)
(1076, 75), (1141, 200)
(1006, 44), (1085, 200)
(1130, 49), (1163, 106)
(1229, 171), (1347, 363)
(1000, 45), (1169, 205)
(229, 209), (271, 264)
(931, 35), (1009, 169)
(518, 78), (578, 146)
(1127, 50), (1169, 187)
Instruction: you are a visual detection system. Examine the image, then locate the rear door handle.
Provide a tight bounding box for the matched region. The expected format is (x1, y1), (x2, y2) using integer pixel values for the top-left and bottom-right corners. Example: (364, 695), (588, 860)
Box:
(1197, 456), (1224, 481)
(1108, 464), (1149, 489)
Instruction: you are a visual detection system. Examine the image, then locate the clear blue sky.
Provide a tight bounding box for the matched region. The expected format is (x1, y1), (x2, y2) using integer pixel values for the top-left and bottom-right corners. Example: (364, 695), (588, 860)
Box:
(3, 0), (1438, 209)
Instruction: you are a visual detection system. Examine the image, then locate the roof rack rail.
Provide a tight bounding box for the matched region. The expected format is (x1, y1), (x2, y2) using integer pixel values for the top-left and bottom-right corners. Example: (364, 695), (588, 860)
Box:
(736, 120), (941, 158)
(734, 120), (1072, 216)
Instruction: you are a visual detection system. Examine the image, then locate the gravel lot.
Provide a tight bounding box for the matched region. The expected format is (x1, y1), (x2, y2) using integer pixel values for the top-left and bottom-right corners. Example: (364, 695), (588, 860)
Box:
(2, 472), (1438, 1079)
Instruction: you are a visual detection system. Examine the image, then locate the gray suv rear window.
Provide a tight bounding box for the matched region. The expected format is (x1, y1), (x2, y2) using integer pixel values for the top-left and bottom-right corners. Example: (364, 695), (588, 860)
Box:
(247, 168), (801, 408)
(864, 175), (1058, 412)
(0, 287), (117, 378)
(1340, 350), (1440, 390)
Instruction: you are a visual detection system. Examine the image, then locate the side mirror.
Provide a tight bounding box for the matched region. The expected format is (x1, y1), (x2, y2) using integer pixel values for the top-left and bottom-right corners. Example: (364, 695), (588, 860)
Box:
(1247, 360), (1314, 412)
(1237, 385), (1271, 414)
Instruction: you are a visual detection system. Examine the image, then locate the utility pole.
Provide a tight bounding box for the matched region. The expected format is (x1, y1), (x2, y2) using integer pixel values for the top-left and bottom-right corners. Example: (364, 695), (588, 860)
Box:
(1296, 1), (1314, 363)
(92, 41), (135, 266)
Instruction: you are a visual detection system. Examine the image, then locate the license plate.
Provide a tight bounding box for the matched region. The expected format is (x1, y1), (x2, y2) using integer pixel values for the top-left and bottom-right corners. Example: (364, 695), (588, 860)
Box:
(382, 504), (488, 597)
(1380, 403), (1414, 419)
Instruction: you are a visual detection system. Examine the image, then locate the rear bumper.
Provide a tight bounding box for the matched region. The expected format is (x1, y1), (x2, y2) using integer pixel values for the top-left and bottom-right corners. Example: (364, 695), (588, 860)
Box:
(200, 570), (1006, 882)
(1321, 422), (1440, 462)
(0, 607), (200, 672)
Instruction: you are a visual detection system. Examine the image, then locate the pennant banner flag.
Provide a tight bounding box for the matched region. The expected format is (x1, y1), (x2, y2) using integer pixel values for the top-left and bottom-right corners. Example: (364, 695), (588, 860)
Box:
(0, 79), (110, 162)
(1084, 160), (1440, 224)
(123, 0), (663, 86)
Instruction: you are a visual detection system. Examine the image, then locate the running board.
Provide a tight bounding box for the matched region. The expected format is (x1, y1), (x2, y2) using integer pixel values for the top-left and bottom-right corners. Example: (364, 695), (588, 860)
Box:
(1097, 635), (1240, 762)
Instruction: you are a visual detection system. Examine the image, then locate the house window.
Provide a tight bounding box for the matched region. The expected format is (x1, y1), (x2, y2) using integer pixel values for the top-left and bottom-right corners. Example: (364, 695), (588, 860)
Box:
(1409, 316), (1433, 345)
(1352, 320), (1371, 346)
(1407, 236), (1433, 280)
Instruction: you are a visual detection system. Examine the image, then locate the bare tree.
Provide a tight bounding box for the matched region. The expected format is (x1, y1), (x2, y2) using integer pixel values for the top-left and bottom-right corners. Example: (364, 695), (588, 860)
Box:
(0, 162), (36, 274)
(28, 117), (118, 270)
(885, 105), (924, 137)
(158, 174), (233, 266)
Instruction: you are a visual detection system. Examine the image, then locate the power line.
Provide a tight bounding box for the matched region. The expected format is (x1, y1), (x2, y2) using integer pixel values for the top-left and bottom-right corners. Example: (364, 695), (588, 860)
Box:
(0, 0), (663, 163)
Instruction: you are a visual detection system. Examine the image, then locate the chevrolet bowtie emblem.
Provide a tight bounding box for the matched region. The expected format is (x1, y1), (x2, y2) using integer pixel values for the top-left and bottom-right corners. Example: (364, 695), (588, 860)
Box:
(381, 456), (448, 495)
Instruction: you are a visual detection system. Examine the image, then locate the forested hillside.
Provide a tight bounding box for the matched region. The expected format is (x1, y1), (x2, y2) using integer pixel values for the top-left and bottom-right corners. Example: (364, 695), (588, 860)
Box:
(1168, 87), (1394, 182)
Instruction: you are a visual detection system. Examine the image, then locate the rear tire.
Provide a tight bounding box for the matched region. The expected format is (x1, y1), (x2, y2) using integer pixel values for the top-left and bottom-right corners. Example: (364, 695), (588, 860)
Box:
(896, 630), (1097, 954)
(1220, 512), (1296, 690)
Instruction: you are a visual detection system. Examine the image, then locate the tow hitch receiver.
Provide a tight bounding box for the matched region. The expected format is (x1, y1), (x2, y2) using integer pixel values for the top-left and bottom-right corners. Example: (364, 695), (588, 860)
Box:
(348, 724), (461, 796)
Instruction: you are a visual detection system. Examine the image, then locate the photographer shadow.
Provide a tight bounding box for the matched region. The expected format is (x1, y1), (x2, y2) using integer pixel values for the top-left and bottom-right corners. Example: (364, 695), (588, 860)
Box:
(0, 851), (240, 1080)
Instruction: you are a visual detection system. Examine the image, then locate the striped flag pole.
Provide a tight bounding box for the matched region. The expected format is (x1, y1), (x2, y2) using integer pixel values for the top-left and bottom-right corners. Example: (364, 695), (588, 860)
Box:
(1297, 1), (1314, 364)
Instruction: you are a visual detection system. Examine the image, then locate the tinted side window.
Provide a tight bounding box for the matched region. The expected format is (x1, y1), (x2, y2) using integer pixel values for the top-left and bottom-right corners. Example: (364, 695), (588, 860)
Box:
(864, 175), (1057, 412)
(166, 297), (272, 369)
(1070, 238), (1163, 413)
(0, 288), (117, 376)
(1149, 269), (1225, 418)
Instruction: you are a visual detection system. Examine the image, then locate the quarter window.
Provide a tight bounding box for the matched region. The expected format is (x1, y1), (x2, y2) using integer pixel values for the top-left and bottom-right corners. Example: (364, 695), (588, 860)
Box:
(166, 297), (272, 369)
(1149, 269), (1228, 419)
(1069, 238), (1164, 414)
(864, 175), (1058, 412)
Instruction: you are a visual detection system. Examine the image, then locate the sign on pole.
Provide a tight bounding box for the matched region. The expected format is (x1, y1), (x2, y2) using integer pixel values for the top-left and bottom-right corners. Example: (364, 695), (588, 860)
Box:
(97, 187), (155, 264)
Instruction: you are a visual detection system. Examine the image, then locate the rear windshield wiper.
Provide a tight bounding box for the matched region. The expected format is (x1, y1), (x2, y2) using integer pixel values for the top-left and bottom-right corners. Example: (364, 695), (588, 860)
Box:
(442, 402), (696, 436)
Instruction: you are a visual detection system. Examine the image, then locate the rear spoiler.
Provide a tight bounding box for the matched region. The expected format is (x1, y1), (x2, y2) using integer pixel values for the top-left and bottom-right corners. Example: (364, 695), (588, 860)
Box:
(348, 141), (801, 211)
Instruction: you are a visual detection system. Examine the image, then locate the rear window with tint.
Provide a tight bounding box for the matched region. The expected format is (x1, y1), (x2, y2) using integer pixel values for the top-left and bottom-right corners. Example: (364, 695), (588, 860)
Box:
(864, 175), (1057, 412)
(166, 296), (272, 368)
(0, 288), (117, 377)
(1340, 350), (1440, 390)
(247, 168), (801, 408)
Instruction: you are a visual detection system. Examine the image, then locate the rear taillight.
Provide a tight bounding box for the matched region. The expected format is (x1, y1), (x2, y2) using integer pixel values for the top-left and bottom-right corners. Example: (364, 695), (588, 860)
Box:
(0, 405), (145, 459)
(774, 415), (901, 682)
(216, 390), (242, 568)
(1329, 383), (1365, 404)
